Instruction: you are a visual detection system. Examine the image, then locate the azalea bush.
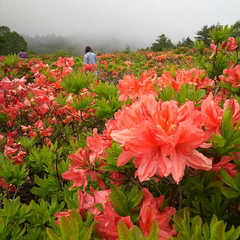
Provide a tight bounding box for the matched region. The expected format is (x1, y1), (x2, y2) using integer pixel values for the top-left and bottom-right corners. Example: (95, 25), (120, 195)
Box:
(0, 25), (240, 240)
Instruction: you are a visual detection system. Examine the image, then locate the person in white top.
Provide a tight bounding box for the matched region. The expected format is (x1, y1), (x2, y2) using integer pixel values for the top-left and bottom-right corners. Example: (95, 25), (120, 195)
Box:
(83, 46), (97, 65)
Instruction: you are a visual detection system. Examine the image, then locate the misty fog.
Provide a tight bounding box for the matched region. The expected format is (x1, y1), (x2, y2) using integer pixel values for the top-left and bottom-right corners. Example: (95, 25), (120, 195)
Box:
(1, 0), (240, 53)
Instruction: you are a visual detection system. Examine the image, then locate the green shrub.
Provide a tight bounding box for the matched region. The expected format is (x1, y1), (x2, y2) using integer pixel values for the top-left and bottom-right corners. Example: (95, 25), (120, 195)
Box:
(61, 70), (95, 94)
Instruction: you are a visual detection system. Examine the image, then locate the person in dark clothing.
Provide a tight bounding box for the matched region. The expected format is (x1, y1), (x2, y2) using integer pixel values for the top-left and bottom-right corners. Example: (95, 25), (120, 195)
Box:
(18, 49), (27, 59)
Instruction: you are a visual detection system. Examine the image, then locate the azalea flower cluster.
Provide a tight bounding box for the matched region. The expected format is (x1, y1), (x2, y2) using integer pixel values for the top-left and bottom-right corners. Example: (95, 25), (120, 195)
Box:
(118, 71), (157, 101)
(220, 64), (240, 88)
(157, 68), (214, 90)
(0, 57), (90, 166)
(61, 122), (178, 239)
(210, 37), (238, 58)
(108, 95), (212, 183)
(2, 44), (240, 239)
(118, 68), (213, 101)
(82, 63), (97, 72)
(96, 51), (191, 83)
(56, 187), (176, 240)
(62, 128), (112, 191)
(61, 59), (240, 239)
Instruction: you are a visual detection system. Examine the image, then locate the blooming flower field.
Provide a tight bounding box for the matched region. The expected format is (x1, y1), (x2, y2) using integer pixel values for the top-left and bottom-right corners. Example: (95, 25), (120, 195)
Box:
(1, 28), (240, 239)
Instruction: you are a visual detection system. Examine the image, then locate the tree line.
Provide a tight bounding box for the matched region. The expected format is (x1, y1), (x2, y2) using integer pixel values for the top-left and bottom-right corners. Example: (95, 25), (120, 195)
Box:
(151, 21), (240, 51)
(1, 21), (240, 55)
(0, 26), (27, 55)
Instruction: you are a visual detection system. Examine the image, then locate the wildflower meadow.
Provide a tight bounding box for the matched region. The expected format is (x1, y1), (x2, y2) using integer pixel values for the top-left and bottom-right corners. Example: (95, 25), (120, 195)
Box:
(1, 25), (240, 240)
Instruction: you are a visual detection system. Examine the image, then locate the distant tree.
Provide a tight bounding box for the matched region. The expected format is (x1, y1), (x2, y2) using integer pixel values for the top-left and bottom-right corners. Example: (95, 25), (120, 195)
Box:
(177, 37), (194, 48)
(0, 26), (27, 55)
(137, 46), (151, 52)
(66, 45), (77, 56)
(232, 20), (240, 38)
(195, 25), (218, 46)
(123, 45), (131, 53)
(24, 34), (69, 54)
(151, 34), (174, 51)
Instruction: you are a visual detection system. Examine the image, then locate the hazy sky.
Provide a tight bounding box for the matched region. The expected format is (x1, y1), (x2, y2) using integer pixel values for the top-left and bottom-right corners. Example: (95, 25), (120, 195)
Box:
(1, 0), (240, 46)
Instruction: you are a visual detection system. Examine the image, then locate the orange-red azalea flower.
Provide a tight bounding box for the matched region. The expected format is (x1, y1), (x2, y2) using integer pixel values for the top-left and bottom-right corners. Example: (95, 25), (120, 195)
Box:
(109, 95), (212, 183)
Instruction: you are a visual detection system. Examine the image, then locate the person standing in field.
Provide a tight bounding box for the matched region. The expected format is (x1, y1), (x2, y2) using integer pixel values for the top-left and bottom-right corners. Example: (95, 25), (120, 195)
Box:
(84, 46), (97, 64)
(83, 46), (97, 73)
(18, 49), (27, 59)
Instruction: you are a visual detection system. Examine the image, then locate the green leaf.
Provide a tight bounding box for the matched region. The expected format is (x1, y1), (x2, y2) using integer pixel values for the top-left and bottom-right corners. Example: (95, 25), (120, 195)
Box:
(127, 186), (143, 210)
(202, 223), (210, 239)
(220, 169), (239, 190)
(118, 221), (131, 240)
(82, 221), (95, 240)
(212, 134), (226, 148)
(146, 221), (159, 240)
(129, 226), (145, 240)
(210, 217), (225, 240)
(109, 185), (129, 216)
(59, 216), (71, 240)
(221, 107), (234, 141)
(70, 209), (81, 239)
(47, 228), (61, 240)
(191, 216), (202, 239)
(221, 186), (240, 199)
(225, 226), (240, 240)
(0, 217), (4, 233)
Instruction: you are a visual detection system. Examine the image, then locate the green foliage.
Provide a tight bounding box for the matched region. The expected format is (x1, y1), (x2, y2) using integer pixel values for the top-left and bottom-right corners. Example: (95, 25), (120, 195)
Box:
(122, 45), (132, 54)
(91, 81), (123, 121)
(155, 83), (175, 101)
(195, 25), (216, 46)
(3, 54), (19, 67)
(208, 52), (229, 79)
(220, 81), (240, 95)
(177, 37), (194, 48)
(73, 57), (83, 70)
(211, 108), (240, 157)
(19, 136), (36, 150)
(194, 24), (236, 79)
(63, 187), (79, 209)
(92, 81), (118, 99)
(61, 70), (95, 94)
(210, 25), (233, 45)
(175, 84), (206, 105)
(28, 198), (64, 228)
(71, 95), (93, 111)
(220, 169), (240, 199)
(31, 175), (60, 199)
(0, 196), (65, 240)
(232, 21), (240, 39)
(127, 185), (144, 210)
(102, 142), (124, 171)
(56, 93), (67, 106)
(26, 145), (57, 174)
(94, 96), (122, 120)
(181, 171), (229, 221)
(156, 83), (206, 105)
(0, 154), (27, 186)
(171, 208), (240, 240)
(109, 184), (130, 216)
(0, 197), (30, 239)
(194, 40), (205, 54)
(47, 209), (96, 240)
(0, 26), (27, 55)
(118, 221), (159, 240)
(109, 185), (143, 218)
(23, 143), (70, 200)
(151, 34), (175, 51)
